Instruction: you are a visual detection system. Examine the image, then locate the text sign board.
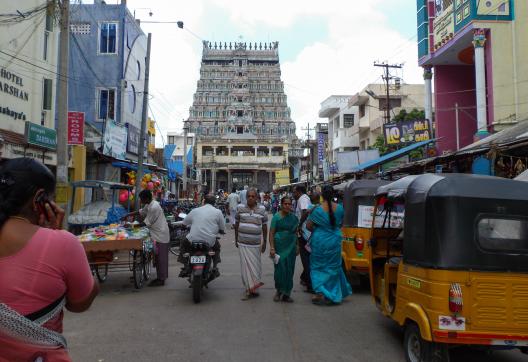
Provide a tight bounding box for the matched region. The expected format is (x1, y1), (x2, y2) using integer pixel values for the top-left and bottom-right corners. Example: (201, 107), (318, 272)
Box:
(103, 120), (127, 160)
(383, 119), (431, 146)
(67, 111), (85, 145)
(24, 122), (57, 150)
(317, 132), (325, 162)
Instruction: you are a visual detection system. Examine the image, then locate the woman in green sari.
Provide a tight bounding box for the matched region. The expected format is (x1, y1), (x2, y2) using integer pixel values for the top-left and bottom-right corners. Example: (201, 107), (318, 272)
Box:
(269, 197), (299, 302)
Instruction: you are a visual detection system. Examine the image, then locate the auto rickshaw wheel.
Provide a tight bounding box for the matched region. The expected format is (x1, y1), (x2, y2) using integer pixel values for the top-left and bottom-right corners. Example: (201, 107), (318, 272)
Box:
(404, 323), (450, 362)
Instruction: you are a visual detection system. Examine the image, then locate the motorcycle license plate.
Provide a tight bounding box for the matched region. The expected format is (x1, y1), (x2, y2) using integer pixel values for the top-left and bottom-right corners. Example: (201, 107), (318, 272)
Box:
(190, 255), (206, 264)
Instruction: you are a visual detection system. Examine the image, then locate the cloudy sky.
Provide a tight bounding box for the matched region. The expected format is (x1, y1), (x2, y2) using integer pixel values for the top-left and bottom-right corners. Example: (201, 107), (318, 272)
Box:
(121, 0), (423, 146)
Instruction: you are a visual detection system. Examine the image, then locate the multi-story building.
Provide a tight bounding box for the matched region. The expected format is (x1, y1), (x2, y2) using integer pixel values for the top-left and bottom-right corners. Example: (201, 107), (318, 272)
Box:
(416, 0), (528, 152)
(186, 40), (296, 192)
(0, 1), (59, 168)
(348, 83), (426, 149)
(68, 0), (149, 180)
(318, 95), (358, 164)
(164, 131), (195, 195)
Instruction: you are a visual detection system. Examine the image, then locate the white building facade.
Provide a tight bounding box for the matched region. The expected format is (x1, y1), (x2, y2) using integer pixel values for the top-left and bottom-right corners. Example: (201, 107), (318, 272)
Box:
(0, 1), (60, 166)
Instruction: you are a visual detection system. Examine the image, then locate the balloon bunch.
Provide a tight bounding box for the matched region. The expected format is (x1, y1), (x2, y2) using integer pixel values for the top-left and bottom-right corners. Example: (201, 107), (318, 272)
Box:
(119, 189), (135, 204)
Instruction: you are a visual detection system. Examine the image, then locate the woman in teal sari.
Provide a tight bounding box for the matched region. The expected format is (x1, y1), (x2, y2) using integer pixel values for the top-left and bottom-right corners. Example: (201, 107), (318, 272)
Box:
(269, 197), (299, 302)
(307, 185), (352, 305)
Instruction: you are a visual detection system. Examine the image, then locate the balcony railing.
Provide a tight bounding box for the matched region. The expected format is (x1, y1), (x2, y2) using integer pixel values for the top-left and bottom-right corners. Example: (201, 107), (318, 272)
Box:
(199, 155), (284, 165)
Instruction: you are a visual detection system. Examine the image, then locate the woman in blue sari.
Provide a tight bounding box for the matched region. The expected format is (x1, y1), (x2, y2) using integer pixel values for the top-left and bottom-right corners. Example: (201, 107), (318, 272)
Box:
(307, 185), (352, 305)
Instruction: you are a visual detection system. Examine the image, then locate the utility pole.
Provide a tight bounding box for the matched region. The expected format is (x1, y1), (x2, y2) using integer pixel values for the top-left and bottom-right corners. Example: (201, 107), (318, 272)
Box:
(56, 0), (69, 208)
(134, 33), (152, 210)
(301, 123), (314, 140)
(182, 121), (188, 198)
(374, 62), (402, 125)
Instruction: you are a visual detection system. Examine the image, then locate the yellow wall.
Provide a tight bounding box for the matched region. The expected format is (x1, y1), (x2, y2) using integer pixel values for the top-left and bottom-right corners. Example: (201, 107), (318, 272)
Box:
(482, 1), (528, 128)
(72, 145), (86, 212)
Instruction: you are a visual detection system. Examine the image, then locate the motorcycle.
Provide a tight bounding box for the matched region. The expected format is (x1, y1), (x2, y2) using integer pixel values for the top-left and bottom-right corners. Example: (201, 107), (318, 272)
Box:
(185, 240), (218, 303)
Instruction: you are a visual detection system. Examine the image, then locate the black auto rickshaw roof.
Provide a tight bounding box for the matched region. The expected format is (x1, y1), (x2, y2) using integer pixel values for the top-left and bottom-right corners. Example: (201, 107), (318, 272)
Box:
(381, 173), (528, 272)
(345, 179), (390, 197)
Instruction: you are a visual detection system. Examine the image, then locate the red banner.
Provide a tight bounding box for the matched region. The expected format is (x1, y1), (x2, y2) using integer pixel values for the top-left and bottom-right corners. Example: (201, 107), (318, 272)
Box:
(67, 111), (84, 145)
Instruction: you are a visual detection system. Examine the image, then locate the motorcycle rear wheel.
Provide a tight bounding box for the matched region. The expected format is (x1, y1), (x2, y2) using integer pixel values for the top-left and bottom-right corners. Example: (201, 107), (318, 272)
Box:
(192, 274), (202, 303)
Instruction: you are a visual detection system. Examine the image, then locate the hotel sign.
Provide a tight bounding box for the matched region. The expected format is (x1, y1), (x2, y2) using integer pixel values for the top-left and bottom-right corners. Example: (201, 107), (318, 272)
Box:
(433, 3), (454, 50)
(25, 122), (57, 150)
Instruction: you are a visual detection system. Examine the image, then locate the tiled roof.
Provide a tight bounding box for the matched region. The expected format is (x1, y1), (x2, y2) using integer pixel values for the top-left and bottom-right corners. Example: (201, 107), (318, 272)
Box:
(0, 129), (25, 145)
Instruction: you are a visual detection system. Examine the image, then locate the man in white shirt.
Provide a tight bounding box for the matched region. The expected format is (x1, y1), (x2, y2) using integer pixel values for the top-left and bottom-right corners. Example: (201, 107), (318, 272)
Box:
(226, 187), (240, 228)
(180, 195), (225, 276)
(124, 190), (170, 287)
(239, 185), (248, 205)
(293, 185), (313, 292)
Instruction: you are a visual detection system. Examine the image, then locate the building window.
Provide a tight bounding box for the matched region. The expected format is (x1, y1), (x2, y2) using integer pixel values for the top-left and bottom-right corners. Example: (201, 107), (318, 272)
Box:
(359, 104), (366, 118)
(237, 110), (243, 117)
(168, 136), (175, 144)
(239, 60), (242, 67)
(343, 114), (355, 128)
(97, 88), (116, 120)
(43, 31), (49, 61)
(45, 13), (53, 32)
(42, 78), (52, 110)
(99, 22), (118, 54)
(237, 126), (243, 134)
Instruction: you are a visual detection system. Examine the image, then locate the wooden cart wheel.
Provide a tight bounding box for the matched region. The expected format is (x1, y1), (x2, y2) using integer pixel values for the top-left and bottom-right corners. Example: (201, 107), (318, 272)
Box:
(95, 264), (109, 283)
(133, 250), (144, 289)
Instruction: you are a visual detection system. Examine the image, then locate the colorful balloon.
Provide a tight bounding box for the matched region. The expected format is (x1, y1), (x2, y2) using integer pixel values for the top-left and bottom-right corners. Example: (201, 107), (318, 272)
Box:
(147, 182), (154, 190)
(119, 191), (129, 203)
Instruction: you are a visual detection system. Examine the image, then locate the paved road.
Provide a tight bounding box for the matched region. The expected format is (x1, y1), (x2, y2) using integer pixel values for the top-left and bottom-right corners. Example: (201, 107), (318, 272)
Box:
(64, 227), (526, 362)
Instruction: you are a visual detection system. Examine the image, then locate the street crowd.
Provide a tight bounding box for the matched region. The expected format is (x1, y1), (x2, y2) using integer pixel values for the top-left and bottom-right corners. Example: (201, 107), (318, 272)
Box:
(0, 157), (351, 361)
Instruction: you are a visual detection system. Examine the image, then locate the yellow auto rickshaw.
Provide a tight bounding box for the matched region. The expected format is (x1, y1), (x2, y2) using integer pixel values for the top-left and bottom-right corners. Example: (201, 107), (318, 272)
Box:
(341, 179), (389, 286)
(368, 173), (528, 362)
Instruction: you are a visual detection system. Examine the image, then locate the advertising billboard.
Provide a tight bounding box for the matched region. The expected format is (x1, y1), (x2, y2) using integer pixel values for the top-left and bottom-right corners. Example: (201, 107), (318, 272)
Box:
(383, 119), (431, 146)
(67, 111), (84, 145)
(103, 120), (127, 160)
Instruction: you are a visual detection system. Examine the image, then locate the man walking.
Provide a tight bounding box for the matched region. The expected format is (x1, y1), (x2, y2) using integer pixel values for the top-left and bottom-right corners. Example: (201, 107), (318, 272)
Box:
(239, 185), (248, 205)
(226, 187), (240, 228)
(294, 185), (313, 292)
(235, 188), (268, 300)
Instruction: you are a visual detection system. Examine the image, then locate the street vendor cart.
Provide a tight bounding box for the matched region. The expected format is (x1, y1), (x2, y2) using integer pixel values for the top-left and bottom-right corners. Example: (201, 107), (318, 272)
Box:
(79, 225), (154, 289)
(68, 180), (133, 234)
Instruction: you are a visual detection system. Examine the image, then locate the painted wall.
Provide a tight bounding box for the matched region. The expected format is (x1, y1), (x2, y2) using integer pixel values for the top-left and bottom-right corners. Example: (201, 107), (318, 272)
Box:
(68, 3), (146, 133)
(0, 1), (59, 134)
(434, 65), (476, 152)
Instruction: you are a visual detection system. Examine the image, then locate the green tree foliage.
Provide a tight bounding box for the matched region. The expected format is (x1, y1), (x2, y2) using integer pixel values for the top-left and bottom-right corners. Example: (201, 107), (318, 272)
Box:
(392, 108), (426, 123)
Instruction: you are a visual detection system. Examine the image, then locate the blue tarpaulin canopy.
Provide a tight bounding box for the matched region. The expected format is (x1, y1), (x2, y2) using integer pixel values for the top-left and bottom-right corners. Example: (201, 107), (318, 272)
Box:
(351, 139), (436, 173)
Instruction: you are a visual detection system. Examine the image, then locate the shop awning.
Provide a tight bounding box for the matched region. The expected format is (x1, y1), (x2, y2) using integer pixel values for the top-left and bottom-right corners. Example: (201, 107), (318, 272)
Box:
(350, 139), (436, 173)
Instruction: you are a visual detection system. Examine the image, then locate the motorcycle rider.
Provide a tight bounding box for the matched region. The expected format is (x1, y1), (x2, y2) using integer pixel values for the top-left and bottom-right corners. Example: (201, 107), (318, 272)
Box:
(179, 194), (225, 277)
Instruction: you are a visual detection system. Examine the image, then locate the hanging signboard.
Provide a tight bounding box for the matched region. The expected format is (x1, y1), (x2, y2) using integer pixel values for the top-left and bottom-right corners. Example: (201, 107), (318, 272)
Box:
(127, 123), (140, 155)
(275, 169), (290, 187)
(103, 120), (127, 160)
(67, 111), (85, 145)
(24, 122), (57, 150)
(317, 132), (325, 162)
(383, 119), (431, 146)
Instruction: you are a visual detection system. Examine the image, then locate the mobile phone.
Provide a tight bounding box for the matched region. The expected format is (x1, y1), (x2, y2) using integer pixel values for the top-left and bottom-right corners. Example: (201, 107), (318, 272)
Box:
(36, 192), (51, 221)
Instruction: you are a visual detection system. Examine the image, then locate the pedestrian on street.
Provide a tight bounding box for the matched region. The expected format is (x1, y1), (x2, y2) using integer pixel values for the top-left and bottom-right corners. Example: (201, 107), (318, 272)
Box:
(269, 196), (299, 303)
(235, 188), (268, 300)
(0, 158), (99, 361)
(293, 185), (313, 292)
(123, 190), (170, 287)
(226, 187), (240, 228)
(239, 185), (248, 205)
(307, 185), (351, 305)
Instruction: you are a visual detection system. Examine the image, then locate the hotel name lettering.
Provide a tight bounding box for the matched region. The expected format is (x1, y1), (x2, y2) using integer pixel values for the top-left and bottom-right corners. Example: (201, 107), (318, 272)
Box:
(0, 67), (29, 101)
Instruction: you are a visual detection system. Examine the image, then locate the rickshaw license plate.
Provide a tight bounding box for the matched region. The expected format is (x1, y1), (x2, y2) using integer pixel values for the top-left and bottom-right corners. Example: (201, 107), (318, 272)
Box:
(190, 256), (206, 264)
(491, 340), (528, 347)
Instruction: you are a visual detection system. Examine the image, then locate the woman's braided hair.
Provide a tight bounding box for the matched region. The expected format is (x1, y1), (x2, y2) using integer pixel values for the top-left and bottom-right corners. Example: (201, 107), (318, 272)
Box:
(0, 158), (55, 228)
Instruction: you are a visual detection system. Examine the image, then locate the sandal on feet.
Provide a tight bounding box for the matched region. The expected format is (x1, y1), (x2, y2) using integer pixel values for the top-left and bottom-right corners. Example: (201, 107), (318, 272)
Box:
(273, 292), (281, 302)
(250, 292), (260, 298)
(311, 294), (326, 305)
(241, 293), (251, 301)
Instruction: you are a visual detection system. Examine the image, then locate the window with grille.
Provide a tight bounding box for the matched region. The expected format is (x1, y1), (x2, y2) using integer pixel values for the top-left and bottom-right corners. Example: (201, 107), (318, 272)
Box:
(99, 22), (117, 54)
(97, 88), (116, 120)
(343, 114), (355, 128)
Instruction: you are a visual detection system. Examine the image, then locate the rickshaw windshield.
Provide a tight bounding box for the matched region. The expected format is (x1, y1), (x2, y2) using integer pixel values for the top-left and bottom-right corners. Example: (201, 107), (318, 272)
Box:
(374, 196), (405, 229)
(477, 216), (528, 254)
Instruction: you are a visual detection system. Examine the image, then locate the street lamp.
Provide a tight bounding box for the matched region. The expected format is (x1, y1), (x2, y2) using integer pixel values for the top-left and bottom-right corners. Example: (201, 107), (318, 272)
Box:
(133, 8), (153, 18)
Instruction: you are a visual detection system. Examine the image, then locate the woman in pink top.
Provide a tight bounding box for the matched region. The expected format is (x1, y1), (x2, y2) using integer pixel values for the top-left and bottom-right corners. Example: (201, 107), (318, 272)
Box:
(0, 158), (99, 361)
